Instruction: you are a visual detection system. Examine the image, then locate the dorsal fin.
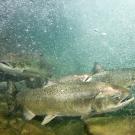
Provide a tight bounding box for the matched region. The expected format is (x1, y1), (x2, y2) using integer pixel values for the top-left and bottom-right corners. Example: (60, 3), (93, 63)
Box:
(91, 62), (104, 74)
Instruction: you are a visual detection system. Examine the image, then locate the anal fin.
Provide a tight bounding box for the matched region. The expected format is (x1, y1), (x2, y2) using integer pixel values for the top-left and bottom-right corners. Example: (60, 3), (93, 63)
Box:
(41, 115), (57, 125)
(23, 108), (35, 120)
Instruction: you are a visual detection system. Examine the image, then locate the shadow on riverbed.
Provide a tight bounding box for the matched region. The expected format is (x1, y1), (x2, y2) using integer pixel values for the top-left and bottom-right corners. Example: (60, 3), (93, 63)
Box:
(0, 93), (135, 135)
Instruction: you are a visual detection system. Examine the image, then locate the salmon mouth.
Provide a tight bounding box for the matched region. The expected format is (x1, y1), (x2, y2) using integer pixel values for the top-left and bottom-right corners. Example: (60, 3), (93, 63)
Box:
(109, 96), (134, 112)
(120, 95), (133, 103)
(92, 96), (134, 116)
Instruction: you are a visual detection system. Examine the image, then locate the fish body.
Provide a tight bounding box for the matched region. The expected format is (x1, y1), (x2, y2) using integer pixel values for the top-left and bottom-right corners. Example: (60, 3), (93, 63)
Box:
(58, 74), (91, 83)
(56, 70), (135, 90)
(0, 62), (47, 88)
(57, 63), (135, 89)
(89, 68), (135, 89)
(16, 82), (134, 125)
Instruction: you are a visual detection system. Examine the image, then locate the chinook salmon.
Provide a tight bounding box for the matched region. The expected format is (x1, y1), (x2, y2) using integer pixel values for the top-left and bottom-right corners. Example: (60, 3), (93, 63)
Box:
(16, 82), (134, 125)
(58, 63), (135, 89)
(85, 63), (135, 89)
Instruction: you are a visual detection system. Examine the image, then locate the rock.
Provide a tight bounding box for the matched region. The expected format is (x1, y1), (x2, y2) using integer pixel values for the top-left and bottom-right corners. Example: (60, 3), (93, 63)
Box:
(87, 116), (135, 135)
(47, 117), (91, 135)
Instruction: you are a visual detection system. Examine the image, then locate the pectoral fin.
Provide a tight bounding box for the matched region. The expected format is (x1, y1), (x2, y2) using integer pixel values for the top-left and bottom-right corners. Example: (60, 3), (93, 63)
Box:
(23, 108), (35, 120)
(41, 115), (57, 125)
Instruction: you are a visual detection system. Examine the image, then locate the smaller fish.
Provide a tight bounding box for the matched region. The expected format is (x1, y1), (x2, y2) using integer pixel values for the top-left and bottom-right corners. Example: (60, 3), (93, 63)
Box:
(55, 63), (104, 83)
(58, 74), (90, 83)
(0, 62), (47, 88)
(88, 63), (135, 90)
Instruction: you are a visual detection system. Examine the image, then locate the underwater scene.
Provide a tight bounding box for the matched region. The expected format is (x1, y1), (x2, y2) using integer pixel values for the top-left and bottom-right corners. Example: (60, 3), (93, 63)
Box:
(0, 0), (135, 135)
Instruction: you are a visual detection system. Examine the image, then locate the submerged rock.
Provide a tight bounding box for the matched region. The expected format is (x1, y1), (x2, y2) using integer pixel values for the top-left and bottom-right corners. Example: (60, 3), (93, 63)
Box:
(87, 116), (135, 135)
(51, 119), (90, 135)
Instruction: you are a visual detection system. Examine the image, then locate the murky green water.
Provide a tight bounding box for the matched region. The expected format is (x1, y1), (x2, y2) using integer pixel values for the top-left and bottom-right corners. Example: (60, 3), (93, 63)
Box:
(1, 0), (135, 135)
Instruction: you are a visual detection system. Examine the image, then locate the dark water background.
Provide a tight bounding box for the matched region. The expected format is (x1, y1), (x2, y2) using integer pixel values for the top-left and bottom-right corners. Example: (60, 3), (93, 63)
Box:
(1, 0), (135, 76)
